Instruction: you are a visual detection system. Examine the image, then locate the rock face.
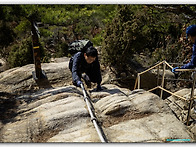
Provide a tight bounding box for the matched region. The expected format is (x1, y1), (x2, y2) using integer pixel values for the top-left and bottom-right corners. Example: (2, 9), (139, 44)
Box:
(166, 88), (196, 139)
(0, 61), (72, 94)
(0, 84), (194, 142)
(0, 59), (195, 143)
(0, 59), (8, 73)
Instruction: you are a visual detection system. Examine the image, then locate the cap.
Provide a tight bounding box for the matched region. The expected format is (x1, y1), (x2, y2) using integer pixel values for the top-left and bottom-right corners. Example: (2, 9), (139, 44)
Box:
(186, 25), (196, 38)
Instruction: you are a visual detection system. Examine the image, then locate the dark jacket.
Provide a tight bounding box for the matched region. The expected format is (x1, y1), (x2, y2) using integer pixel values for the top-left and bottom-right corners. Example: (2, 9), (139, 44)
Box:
(181, 41), (196, 69)
(69, 52), (102, 86)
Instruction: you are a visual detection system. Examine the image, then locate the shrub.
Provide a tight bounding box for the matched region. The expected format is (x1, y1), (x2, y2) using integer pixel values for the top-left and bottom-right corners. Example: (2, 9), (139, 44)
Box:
(8, 37), (47, 68)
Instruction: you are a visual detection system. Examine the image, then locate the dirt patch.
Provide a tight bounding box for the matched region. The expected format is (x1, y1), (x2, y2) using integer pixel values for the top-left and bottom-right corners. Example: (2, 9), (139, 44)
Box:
(99, 110), (154, 128)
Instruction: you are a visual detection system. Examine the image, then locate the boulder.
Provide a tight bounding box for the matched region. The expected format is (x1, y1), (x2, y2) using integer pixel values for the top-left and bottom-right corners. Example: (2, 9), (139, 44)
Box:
(93, 88), (193, 142)
(165, 88), (196, 139)
(1, 86), (92, 142)
(106, 113), (191, 142)
(0, 58), (72, 93)
(0, 60), (194, 143)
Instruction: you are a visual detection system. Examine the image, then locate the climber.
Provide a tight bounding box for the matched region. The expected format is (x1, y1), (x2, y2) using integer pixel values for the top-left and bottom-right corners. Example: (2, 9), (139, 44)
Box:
(172, 25), (196, 73)
(69, 46), (103, 91)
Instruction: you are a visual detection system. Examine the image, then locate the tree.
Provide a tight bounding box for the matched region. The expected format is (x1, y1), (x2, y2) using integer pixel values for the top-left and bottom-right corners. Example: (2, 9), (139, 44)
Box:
(101, 4), (196, 89)
(102, 5), (151, 68)
(102, 5), (196, 68)
(0, 5), (117, 67)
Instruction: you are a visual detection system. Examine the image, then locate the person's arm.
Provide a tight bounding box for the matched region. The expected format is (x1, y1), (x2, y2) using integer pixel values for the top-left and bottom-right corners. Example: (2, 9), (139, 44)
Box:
(72, 53), (82, 86)
(181, 44), (196, 69)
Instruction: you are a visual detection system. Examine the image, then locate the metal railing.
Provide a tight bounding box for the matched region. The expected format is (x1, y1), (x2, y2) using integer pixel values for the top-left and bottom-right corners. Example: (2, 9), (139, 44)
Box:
(80, 83), (108, 142)
(134, 60), (196, 125)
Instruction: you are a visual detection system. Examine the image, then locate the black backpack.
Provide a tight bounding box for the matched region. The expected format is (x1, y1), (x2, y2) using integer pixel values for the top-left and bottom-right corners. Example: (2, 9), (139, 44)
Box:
(68, 39), (93, 55)
(68, 39), (93, 71)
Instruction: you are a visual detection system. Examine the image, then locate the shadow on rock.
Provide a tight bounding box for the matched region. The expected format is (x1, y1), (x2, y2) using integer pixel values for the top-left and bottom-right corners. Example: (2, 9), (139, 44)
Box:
(35, 78), (53, 89)
(0, 92), (19, 124)
(89, 86), (127, 96)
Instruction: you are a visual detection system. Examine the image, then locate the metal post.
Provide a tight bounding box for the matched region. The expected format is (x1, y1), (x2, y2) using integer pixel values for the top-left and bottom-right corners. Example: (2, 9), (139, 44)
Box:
(80, 84), (107, 143)
(137, 74), (140, 89)
(134, 76), (138, 90)
(156, 65), (160, 94)
(136, 61), (166, 90)
(157, 65), (160, 86)
(31, 21), (46, 81)
(186, 72), (196, 125)
(160, 62), (166, 99)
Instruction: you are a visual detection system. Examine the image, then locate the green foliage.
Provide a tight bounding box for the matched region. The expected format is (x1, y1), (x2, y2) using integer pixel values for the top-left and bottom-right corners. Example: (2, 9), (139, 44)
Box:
(8, 37), (48, 68)
(102, 5), (148, 68)
(0, 22), (15, 48)
(101, 5), (195, 70)
(39, 28), (54, 38)
(56, 42), (69, 58)
(8, 38), (33, 68)
(92, 32), (104, 46)
(0, 5), (117, 68)
(1, 4), (196, 70)
(14, 19), (31, 36)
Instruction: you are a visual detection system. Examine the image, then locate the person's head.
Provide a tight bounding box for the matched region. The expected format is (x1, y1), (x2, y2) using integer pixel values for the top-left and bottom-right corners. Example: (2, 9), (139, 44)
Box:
(84, 46), (98, 64)
(186, 25), (196, 43)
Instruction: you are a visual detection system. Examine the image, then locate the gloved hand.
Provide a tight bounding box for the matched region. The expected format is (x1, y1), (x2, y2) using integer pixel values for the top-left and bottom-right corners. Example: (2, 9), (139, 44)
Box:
(96, 84), (103, 91)
(172, 67), (179, 73)
(82, 74), (91, 88)
(77, 81), (83, 87)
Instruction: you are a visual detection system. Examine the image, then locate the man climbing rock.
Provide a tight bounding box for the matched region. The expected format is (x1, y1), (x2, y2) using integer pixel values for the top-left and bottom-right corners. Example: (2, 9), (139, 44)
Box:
(172, 25), (196, 72)
(69, 46), (102, 91)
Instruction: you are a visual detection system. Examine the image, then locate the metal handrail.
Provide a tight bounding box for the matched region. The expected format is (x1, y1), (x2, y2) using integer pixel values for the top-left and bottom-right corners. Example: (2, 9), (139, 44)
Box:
(134, 61), (196, 125)
(148, 86), (187, 101)
(80, 83), (108, 143)
(134, 60), (196, 100)
(186, 72), (196, 125)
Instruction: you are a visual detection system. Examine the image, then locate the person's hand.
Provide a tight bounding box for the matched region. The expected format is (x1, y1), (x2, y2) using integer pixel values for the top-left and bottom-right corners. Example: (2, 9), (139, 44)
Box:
(77, 81), (83, 87)
(172, 67), (179, 73)
(82, 74), (91, 88)
(96, 84), (103, 91)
